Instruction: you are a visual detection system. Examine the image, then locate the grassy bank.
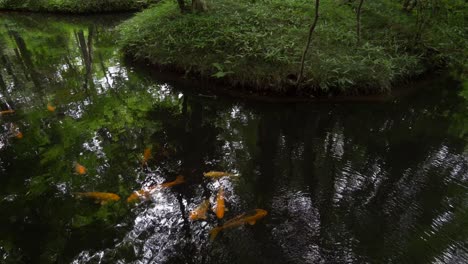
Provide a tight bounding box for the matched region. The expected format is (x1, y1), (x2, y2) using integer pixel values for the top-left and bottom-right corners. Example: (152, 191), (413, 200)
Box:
(0, 0), (158, 13)
(119, 0), (466, 95)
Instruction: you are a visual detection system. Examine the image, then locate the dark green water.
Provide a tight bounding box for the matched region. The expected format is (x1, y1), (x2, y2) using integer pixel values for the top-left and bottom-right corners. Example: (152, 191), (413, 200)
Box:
(0, 13), (467, 264)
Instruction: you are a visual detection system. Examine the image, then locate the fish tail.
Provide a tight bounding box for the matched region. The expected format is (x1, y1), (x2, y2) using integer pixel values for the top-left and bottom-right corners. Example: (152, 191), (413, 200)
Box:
(73, 192), (85, 198)
(175, 175), (185, 183)
(209, 227), (222, 241)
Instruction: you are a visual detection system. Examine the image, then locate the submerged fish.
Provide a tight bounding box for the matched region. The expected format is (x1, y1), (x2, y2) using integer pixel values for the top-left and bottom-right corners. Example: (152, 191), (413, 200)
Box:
(160, 175), (185, 188)
(0, 109), (15, 115)
(15, 131), (23, 139)
(209, 209), (268, 241)
(203, 171), (236, 178)
(74, 192), (120, 205)
(10, 124), (22, 139)
(75, 163), (87, 175)
(189, 199), (210, 220)
(127, 175), (185, 203)
(126, 189), (149, 203)
(215, 187), (225, 219)
(142, 147), (152, 165)
(47, 103), (56, 112)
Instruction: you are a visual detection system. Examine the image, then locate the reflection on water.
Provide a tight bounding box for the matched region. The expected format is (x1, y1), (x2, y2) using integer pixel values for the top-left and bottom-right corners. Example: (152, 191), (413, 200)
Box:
(0, 13), (467, 264)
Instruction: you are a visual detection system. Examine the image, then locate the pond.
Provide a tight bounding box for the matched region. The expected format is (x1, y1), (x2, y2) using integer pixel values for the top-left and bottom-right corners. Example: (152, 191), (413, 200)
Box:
(0, 13), (467, 264)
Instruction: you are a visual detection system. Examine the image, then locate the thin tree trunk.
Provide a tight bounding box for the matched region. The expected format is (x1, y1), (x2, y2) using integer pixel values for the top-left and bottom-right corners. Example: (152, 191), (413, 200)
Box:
(297, 0), (320, 86)
(0, 72), (6, 92)
(77, 28), (94, 90)
(11, 31), (41, 89)
(356, 0), (364, 44)
(85, 26), (94, 90)
(177, 0), (186, 13)
(192, 0), (207, 12)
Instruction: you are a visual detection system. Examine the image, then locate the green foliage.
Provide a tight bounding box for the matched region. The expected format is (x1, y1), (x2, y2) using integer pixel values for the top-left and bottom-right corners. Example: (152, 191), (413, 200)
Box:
(0, 0), (159, 13)
(119, 0), (467, 94)
(0, 15), (170, 231)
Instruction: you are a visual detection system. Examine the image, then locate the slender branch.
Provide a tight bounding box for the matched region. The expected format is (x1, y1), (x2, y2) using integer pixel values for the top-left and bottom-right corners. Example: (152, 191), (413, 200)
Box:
(297, 0), (320, 86)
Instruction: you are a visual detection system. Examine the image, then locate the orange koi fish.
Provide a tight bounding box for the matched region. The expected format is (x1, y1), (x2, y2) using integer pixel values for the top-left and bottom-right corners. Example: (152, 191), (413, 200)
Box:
(127, 175), (185, 203)
(142, 147), (152, 165)
(160, 175), (185, 188)
(15, 131), (23, 139)
(203, 171), (236, 178)
(126, 189), (151, 203)
(189, 199), (210, 220)
(47, 103), (56, 112)
(215, 187), (225, 219)
(75, 163), (87, 175)
(209, 209), (268, 241)
(74, 192), (120, 205)
(0, 109), (14, 115)
(10, 124), (22, 139)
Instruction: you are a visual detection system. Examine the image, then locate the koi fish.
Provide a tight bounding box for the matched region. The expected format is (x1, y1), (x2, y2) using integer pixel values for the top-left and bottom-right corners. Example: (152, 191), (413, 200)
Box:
(160, 175), (185, 188)
(10, 124), (22, 139)
(15, 131), (23, 139)
(203, 171), (237, 178)
(215, 187), (225, 219)
(189, 199), (210, 220)
(47, 103), (56, 112)
(142, 147), (151, 165)
(127, 175), (185, 203)
(0, 109), (14, 115)
(75, 163), (87, 175)
(209, 209), (268, 241)
(74, 192), (120, 205)
(126, 189), (152, 203)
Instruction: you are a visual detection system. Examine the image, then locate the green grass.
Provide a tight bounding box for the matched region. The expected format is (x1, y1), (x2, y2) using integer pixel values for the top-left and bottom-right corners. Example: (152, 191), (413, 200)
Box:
(119, 0), (467, 95)
(0, 0), (158, 13)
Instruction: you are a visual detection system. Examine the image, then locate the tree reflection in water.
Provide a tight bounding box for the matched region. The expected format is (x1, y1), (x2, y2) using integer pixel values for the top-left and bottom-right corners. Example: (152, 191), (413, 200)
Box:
(0, 13), (467, 264)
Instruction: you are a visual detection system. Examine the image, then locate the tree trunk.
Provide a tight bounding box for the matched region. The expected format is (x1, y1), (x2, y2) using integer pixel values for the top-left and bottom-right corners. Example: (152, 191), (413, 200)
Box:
(177, 0), (186, 13)
(356, 0), (364, 44)
(192, 0), (207, 12)
(0, 72), (6, 92)
(297, 0), (320, 86)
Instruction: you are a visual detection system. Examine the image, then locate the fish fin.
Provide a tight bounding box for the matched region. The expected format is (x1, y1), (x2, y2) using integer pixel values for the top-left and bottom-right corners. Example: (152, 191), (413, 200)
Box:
(209, 227), (222, 241)
(224, 213), (246, 225)
(247, 220), (256, 225)
(100, 200), (108, 205)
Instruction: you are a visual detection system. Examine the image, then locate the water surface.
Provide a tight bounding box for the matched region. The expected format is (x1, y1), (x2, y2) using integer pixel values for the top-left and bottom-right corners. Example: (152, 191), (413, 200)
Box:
(0, 13), (467, 264)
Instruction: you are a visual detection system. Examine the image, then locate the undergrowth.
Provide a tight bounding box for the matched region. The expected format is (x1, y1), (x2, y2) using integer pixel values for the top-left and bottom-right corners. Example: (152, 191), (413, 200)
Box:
(118, 0), (466, 95)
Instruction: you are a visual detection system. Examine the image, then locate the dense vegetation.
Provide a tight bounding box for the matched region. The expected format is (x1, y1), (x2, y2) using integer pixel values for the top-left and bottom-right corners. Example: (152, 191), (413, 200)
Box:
(119, 0), (467, 95)
(1, 12), (467, 263)
(0, 0), (158, 13)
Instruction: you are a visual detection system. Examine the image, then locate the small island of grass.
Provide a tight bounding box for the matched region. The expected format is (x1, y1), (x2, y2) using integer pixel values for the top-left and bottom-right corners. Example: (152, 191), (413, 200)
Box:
(118, 0), (466, 96)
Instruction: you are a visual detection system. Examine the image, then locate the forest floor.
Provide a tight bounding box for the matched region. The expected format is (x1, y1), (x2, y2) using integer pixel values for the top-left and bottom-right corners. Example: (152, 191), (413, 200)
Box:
(119, 0), (466, 96)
